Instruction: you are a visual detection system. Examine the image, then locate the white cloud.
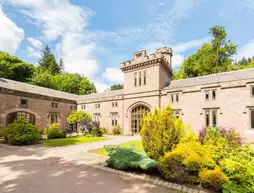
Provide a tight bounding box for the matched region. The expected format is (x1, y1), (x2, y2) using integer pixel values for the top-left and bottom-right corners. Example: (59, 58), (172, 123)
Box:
(0, 5), (24, 53)
(103, 68), (124, 83)
(93, 81), (110, 93)
(27, 37), (42, 49)
(233, 40), (254, 61)
(27, 46), (40, 58)
(239, 0), (254, 9)
(8, 0), (93, 40)
(172, 54), (184, 69)
(173, 37), (209, 53)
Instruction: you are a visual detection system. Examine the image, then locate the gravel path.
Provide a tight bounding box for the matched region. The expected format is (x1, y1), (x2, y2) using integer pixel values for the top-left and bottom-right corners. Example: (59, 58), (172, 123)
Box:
(0, 136), (175, 193)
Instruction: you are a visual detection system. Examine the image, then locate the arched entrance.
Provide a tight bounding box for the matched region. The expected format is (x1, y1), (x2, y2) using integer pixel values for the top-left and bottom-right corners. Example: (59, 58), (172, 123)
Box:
(131, 105), (150, 133)
(6, 111), (35, 126)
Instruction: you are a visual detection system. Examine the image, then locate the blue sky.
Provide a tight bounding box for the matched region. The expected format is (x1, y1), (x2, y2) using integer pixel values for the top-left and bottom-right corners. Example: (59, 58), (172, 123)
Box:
(0, 0), (254, 92)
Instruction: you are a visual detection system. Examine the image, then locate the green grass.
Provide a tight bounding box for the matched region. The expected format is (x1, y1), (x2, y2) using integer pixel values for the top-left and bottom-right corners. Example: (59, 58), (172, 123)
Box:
(42, 137), (110, 147)
(91, 140), (143, 156)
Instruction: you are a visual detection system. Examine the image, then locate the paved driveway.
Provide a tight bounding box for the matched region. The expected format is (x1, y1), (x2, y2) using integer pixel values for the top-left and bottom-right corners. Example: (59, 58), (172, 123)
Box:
(0, 136), (173, 193)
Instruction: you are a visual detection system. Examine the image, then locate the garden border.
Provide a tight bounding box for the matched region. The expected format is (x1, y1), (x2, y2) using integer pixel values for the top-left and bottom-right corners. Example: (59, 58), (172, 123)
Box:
(91, 164), (209, 193)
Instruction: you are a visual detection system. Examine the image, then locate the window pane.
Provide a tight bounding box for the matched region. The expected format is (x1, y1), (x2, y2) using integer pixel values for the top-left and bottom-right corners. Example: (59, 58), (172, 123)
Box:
(212, 110), (217, 127)
(212, 90), (216, 100)
(144, 71), (146, 85)
(171, 95), (174, 103)
(206, 111), (210, 127)
(251, 110), (254, 129)
(176, 95), (179, 102)
(252, 87), (254, 96)
(134, 73), (137, 87)
(139, 72), (141, 86)
(205, 91), (209, 100)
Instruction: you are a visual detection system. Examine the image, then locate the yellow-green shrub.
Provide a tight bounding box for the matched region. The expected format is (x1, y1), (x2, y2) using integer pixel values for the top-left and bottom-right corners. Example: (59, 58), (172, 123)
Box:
(140, 105), (186, 160)
(158, 141), (216, 183)
(199, 167), (229, 191)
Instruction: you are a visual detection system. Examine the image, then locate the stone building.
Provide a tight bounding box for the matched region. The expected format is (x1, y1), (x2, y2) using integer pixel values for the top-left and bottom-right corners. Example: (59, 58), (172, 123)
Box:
(1, 47), (254, 142)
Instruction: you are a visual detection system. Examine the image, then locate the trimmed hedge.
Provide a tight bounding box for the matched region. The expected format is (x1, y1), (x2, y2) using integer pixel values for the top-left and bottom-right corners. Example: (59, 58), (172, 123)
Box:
(105, 145), (157, 171)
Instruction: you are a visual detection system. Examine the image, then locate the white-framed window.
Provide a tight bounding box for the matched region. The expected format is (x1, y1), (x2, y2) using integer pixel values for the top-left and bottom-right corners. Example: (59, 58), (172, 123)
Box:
(94, 113), (101, 126)
(204, 109), (218, 127)
(111, 113), (118, 126)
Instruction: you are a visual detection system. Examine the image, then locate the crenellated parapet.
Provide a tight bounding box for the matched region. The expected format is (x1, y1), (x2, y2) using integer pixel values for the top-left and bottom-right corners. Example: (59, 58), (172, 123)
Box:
(120, 47), (173, 76)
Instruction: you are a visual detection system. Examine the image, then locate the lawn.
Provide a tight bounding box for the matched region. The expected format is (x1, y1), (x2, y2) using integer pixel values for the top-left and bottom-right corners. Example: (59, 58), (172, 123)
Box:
(91, 140), (143, 156)
(42, 137), (110, 147)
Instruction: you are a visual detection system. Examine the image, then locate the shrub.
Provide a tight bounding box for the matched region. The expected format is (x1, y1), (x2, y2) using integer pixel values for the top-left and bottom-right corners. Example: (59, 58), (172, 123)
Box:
(105, 145), (157, 171)
(111, 125), (122, 135)
(158, 141), (216, 184)
(199, 167), (229, 191)
(3, 118), (41, 145)
(140, 105), (186, 160)
(222, 181), (253, 193)
(46, 123), (66, 139)
(67, 110), (93, 132)
(219, 145), (254, 193)
(90, 127), (103, 137)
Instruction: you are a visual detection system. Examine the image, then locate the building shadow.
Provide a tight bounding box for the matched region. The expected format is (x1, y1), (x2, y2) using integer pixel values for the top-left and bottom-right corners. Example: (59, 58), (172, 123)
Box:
(0, 156), (173, 193)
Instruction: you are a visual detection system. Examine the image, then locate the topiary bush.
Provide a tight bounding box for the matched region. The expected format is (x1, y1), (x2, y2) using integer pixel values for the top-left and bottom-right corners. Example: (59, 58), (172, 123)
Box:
(111, 125), (122, 135)
(3, 118), (41, 145)
(105, 145), (157, 171)
(199, 166), (229, 192)
(140, 105), (186, 160)
(158, 141), (216, 184)
(46, 123), (66, 139)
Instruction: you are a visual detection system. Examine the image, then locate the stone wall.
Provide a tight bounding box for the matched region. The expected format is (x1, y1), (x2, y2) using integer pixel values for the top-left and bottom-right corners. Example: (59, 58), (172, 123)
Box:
(0, 90), (76, 130)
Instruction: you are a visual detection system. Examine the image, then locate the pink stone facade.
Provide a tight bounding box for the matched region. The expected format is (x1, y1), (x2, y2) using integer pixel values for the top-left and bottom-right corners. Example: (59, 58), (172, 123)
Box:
(1, 47), (254, 142)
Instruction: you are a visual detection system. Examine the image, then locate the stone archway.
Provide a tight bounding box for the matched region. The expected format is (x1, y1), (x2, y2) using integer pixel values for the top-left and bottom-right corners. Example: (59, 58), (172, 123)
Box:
(130, 105), (150, 133)
(6, 111), (35, 126)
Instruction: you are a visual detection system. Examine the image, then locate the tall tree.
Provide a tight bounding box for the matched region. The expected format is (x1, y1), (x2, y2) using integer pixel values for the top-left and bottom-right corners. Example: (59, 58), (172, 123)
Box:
(38, 45), (60, 75)
(174, 26), (237, 79)
(0, 51), (35, 82)
(59, 58), (64, 73)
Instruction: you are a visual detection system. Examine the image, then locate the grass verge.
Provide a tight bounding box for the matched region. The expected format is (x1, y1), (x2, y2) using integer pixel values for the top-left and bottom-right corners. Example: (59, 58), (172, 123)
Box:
(91, 140), (143, 156)
(42, 137), (110, 147)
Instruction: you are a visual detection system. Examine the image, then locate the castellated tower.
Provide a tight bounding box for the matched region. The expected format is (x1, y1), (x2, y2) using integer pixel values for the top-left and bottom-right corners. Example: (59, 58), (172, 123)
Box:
(120, 47), (173, 94)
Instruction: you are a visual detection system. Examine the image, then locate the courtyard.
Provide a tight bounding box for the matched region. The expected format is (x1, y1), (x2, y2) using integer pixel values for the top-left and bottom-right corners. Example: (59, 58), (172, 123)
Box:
(0, 136), (175, 193)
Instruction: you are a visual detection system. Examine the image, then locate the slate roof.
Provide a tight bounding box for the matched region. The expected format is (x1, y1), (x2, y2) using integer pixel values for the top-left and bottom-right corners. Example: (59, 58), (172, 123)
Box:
(165, 68), (254, 90)
(0, 78), (78, 101)
(1, 68), (254, 101)
(78, 89), (124, 101)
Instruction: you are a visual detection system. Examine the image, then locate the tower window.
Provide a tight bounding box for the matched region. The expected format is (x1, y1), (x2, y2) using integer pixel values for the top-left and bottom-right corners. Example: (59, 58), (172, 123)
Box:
(144, 71), (146, 85)
(134, 72), (137, 87)
(139, 72), (142, 86)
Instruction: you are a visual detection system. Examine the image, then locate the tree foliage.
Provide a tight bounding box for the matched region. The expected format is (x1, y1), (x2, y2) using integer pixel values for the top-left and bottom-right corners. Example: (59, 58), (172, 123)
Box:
(174, 26), (237, 79)
(140, 105), (186, 160)
(110, 84), (123, 91)
(0, 51), (35, 82)
(67, 110), (92, 124)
